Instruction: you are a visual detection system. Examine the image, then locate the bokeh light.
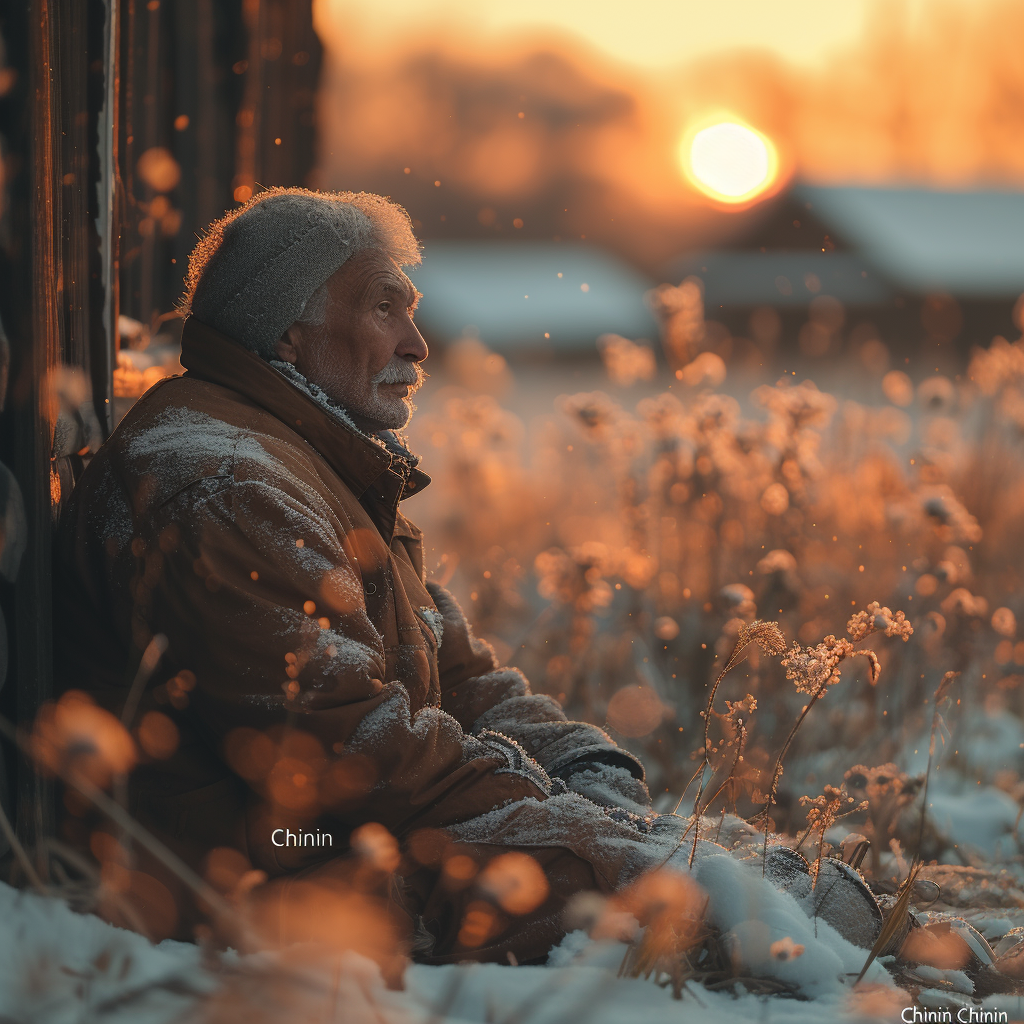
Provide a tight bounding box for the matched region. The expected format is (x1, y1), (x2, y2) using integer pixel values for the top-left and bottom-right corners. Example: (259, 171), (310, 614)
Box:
(682, 120), (778, 205)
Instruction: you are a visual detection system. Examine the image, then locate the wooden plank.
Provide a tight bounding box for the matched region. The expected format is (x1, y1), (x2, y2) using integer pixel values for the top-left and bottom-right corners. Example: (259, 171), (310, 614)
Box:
(13, 0), (115, 863)
(19, 0), (62, 861)
(92, 0), (119, 439)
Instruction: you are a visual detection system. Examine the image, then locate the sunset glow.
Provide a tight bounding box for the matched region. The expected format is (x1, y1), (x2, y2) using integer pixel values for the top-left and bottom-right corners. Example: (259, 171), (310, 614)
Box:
(313, 0), (936, 71)
(683, 121), (778, 205)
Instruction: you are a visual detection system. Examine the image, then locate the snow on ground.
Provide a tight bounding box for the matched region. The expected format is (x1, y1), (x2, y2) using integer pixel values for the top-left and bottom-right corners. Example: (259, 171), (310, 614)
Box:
(8, 710), (1024, 1024)
(694, 853), (895, 999)
(0, 848), (911, 1024)
(407, 955), (862, 1024)
(7, 723), (1024, 1023)
(0, 880), (213, 1023)
(928, 784), (1022, 862)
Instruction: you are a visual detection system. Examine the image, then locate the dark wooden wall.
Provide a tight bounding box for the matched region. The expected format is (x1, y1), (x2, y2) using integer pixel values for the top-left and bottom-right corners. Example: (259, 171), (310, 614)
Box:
(0, 0), (321, 867)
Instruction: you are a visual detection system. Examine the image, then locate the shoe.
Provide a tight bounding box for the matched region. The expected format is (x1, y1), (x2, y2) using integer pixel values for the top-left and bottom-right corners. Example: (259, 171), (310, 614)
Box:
(765, 845), (884, 950)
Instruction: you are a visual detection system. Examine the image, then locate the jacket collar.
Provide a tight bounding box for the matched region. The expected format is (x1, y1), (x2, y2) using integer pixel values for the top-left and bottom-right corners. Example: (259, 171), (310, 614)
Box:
(179, 317), (430, 539)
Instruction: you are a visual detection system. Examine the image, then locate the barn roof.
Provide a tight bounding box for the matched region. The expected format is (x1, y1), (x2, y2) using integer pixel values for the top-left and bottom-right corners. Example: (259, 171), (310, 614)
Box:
(670, 184), (1024, 308)
(795, 184), (1024, 298)
(671, 250), (890, 309)
(409, 241), (657, 352)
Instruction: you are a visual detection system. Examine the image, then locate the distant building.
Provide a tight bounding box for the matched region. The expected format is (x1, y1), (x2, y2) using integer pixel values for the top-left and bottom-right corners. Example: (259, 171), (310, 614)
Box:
(409, 241), (658, 356)
(796, 185), (1024, 299)
(409, 187), (1024, 364)
(669, 183), (1024, 359)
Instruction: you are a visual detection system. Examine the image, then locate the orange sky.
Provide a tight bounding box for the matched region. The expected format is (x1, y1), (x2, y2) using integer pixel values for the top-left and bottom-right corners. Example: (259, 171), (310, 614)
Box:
(314, 0), (972, 72)
(314, 0), (1024, 190)
(312, 0), (1024, 266)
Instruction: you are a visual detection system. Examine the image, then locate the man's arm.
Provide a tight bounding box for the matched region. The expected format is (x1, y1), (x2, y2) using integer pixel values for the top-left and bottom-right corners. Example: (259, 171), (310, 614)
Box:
(429, 583), (653, 818)
(138, 461), (554, 867)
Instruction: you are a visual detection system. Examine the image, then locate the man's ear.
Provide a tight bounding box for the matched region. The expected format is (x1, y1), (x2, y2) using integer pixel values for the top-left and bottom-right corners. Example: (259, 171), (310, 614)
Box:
(275, 325), (302, 364)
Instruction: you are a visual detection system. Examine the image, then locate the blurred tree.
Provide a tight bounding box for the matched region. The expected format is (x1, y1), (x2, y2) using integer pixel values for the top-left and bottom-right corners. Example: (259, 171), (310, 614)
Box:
(121, 0), (322, 332)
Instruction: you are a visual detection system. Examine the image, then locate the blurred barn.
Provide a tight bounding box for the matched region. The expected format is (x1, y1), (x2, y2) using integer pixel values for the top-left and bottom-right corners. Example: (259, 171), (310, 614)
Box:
(669, 183), (1024, 368)
(401, 183), (1024, 370)
(410, 242), (658, 356)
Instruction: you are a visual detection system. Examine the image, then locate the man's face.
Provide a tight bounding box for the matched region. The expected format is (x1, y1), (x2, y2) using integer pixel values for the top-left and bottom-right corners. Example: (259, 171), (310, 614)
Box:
(276, 249), (428, 432)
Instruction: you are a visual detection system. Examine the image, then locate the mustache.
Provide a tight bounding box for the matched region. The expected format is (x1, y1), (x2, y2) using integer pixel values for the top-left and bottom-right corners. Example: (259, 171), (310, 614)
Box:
(372, 360), (426, 388)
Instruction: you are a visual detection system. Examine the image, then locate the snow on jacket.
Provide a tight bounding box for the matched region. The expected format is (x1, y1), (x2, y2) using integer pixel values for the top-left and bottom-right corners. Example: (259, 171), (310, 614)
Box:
(54, 318), (671, 961)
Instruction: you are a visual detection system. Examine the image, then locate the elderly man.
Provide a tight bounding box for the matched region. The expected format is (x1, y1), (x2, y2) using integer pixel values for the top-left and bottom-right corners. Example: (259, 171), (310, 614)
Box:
(55, 188), (675, 962)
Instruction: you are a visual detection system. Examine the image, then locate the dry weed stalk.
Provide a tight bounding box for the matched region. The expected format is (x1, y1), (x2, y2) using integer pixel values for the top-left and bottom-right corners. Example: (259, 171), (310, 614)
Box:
(0, 713), (245, 943)
(0, 793), (48, 894)
(855, 861), (922, 985)
(680, 620), (784, 866)
(759, 603), (913, 876)
(708, 695), (758, 843)
(916, 671), (960, 859)
(796, 784), (868, 888)
(2, 706), (416, 1022)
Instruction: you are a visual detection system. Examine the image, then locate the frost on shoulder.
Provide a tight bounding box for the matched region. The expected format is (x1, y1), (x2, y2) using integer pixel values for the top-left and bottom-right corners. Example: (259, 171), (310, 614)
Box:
(122, 407), (278, 496)
(106, 405), (346, 562)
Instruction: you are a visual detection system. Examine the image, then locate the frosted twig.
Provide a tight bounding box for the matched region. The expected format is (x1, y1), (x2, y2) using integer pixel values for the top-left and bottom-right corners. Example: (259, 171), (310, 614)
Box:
(916, 671), (959, 860)
(120, 633), (169, 728)
(758, 682), (829, 877)
(692, 621), (783, 868)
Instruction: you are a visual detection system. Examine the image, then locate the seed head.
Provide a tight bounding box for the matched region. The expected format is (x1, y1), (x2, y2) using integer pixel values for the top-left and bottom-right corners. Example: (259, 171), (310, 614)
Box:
(847, 602), (913, 643)
(738, 619), (787, 656)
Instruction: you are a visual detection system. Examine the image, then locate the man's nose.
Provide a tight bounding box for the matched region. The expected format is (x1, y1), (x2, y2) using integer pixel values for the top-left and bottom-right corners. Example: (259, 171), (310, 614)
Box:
(396, 319), (429, 363)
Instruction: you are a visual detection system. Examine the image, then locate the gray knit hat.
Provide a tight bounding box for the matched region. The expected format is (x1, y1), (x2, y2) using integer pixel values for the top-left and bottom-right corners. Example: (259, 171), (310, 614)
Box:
(182, 187), (421, 357)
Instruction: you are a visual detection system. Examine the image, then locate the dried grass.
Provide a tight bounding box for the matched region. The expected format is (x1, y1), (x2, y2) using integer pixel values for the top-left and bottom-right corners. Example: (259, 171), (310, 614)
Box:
(855, 862), (922, 984)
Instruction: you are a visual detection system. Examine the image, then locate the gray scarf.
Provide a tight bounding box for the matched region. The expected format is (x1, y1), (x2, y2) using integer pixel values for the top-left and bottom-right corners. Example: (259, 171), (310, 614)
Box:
(269, 359), (420, 471)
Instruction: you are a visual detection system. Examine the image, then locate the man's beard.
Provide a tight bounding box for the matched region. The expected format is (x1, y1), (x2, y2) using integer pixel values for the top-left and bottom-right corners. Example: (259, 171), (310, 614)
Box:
(302, 342), (427, 431)
(357, 358), (426, 429)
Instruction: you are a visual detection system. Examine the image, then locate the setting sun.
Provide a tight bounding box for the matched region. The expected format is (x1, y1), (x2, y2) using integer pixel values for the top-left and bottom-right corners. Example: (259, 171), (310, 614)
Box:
(683, 120), (778, 205)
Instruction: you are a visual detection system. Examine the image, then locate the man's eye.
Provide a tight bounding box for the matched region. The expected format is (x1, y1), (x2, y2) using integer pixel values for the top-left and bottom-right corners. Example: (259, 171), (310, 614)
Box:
(377, 301), (391, 315)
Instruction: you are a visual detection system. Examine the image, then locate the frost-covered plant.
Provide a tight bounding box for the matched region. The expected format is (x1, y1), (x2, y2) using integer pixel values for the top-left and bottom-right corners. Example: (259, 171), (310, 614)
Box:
(411, 323), (1024, 842)
(686, 621), (785, 863)
(796, 784), (867, 887)
(756, 603), (911, 868)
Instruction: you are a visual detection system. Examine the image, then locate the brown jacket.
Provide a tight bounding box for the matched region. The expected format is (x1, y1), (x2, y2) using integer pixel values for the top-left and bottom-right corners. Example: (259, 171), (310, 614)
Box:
(55, 318), (659, 960)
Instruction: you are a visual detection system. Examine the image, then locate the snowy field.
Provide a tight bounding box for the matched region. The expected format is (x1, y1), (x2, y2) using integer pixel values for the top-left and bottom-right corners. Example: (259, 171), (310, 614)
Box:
(7, 722), (1024, 1024)
(9, 322), (1024, 1021)
(5, 822), (1024, 1024)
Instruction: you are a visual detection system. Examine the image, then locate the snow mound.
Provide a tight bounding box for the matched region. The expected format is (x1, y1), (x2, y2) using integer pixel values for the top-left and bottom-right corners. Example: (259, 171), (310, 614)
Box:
(694, 853), (896, 1000)
(0, 875), (915, 1024)
(0, 881), (212, 1023)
